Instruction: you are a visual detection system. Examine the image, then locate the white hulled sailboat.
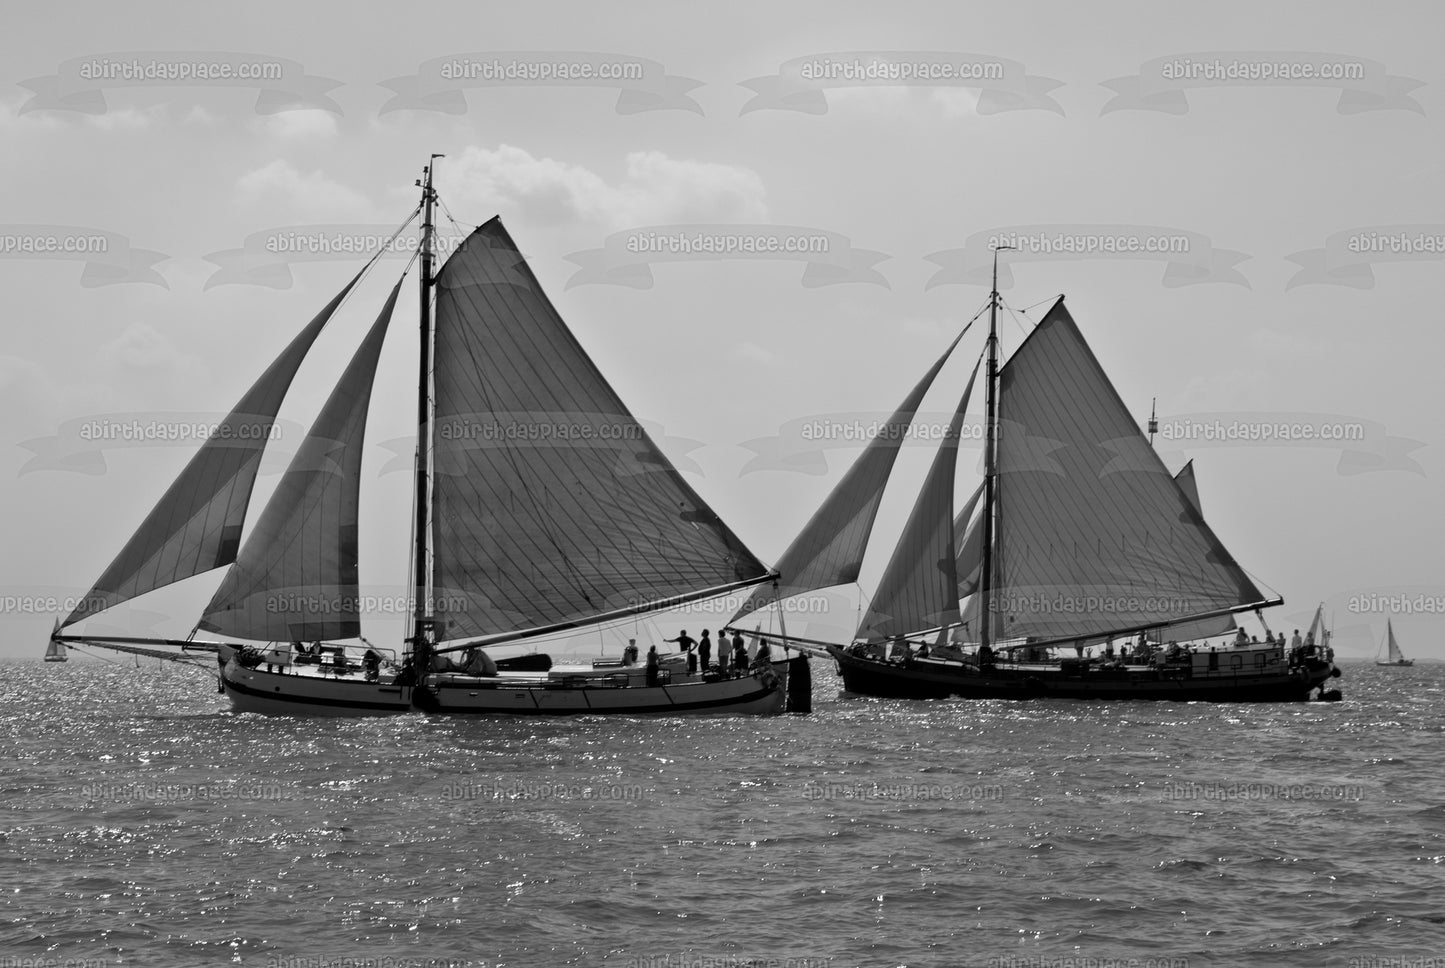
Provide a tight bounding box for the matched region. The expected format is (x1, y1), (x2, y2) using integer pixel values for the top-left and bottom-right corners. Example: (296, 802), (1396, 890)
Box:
(1375, 619), (1413, 667)
(52, 159), (792, 716)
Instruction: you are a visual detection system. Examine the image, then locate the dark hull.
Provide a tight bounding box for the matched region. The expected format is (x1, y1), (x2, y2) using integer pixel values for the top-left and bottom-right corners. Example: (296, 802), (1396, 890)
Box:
(831, 648), (1340, 702)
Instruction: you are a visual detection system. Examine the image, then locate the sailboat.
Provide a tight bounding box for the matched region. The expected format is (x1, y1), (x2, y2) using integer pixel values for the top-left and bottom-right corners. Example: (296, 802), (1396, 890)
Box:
(732, 251), (1342, 702)
(1375, 619), (1413, 666)
(43, 639), (67, 662)
(50, 158), (793, 717)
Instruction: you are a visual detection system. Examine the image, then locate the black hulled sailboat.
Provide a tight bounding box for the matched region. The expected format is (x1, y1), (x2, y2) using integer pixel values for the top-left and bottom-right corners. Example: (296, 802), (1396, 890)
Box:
(733, 255), (1342, 702)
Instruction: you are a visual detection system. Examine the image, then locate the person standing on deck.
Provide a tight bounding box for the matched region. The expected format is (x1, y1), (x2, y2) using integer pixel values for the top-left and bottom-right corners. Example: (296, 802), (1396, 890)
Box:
(1290, 629), (1303, 650)
(698, 630), (712, 672)
(717, 639), (731, 675)
(645, 646), (660, 686)
(664, 630), (696, 657)
(732, 635), (748, 674)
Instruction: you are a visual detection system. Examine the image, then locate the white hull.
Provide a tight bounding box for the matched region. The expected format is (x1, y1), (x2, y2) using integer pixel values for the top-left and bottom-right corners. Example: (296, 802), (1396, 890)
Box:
(221, 659), (412, 716)
(220, 657), (788, 717)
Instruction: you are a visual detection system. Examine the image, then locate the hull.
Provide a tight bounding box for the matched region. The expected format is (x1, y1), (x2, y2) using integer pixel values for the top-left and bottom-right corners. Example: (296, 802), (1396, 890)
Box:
(221, 659), (413, 716)
(415, 665), (788, 716)
(220, 658), (787, 717)
(831, 647), (1341, 702)
(43, 656), (67, 662)
(1376, 660), (1414, 667)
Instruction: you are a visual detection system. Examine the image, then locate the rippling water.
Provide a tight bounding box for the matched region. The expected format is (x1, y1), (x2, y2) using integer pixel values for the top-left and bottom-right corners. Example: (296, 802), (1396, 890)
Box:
(2, 657), (1443, 967)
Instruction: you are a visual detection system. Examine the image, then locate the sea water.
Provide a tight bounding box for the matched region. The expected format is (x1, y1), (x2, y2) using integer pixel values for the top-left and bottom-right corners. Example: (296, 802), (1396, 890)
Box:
(2, 658), (1442, 967)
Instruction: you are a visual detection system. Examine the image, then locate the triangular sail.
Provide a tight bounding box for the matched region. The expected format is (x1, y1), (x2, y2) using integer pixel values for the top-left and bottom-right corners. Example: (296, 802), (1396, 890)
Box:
(62, 275), (363, 629)
(428, 219), (769, 641)
(198, 280), (402, 641)
(1174, 459), (1203, 516)
(1147, 462), (1235, 641)
(1387, 620), (1404, 662)
(856, 355), (982, 642)
(963, 299), (1266, 642)
(1307, 603), (1326, 643)
(953, 482), (985, 598)
(731, 328), (971, 621)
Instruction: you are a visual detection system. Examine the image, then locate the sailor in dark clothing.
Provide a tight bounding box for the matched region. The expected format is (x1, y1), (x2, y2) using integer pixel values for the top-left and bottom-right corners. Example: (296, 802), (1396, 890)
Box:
(698, 630), (713, 672)
(645, 645), (660, 686)
(663, 630), (697, 655)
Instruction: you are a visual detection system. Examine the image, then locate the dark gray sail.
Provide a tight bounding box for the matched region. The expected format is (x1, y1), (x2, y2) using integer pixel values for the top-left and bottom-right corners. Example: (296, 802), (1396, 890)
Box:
(198, 280), (402, 641)
(730, 329), (970, 621)
(963, 299), (1266, 641)
(428, 219), (769, 641)
(856, 356), (982, 641)
(62, 274), (363, 629)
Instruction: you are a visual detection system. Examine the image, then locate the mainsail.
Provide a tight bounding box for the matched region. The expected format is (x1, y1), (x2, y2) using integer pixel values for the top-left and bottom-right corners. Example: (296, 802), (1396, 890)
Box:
(62, 275), (364, 629)
(856, 356), (982, 641)
(962, 299), (1266, 642)
(1386, 620), (1405, 662)
(198, 280), (403, 641)
(731, 327), (971, 621)
(428, 218), (769, 642)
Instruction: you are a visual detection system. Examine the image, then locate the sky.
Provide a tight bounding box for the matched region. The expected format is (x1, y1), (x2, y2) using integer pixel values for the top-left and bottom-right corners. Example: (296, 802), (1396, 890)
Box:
(2, 0), (1442, 661)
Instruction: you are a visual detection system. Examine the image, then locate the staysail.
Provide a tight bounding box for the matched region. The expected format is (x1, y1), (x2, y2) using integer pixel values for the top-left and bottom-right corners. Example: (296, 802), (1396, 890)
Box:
(962, 299), (1267, 642)
(428, 218), (769, 642)
(953, 482), (985, 598)
(62, 275), (364, 629)
(198, 279), (402, 641)
(856, 355), (982, 641)
(730, 328), (971, 621)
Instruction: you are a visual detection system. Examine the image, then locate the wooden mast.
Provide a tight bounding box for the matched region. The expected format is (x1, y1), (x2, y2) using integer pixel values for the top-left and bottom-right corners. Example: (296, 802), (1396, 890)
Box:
(411, 155), (441, 672)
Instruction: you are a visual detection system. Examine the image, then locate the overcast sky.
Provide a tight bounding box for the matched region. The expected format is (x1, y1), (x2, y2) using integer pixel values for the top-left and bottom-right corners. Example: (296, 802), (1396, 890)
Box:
(3, 0), (1441, 661)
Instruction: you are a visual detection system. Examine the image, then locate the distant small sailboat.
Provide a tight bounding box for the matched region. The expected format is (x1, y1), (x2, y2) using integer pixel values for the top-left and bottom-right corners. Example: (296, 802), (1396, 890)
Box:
(1375, 619), (1413, 667)
(43, 639), (67, 662)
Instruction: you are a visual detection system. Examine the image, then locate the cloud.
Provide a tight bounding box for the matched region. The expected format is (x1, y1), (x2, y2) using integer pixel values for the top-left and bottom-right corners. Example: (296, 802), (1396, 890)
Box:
(443, 144), (768, 229)
(83, 106), (167, 131)
(101, 323), (202, 380)
(250, 110), (339, 141)
(730, 341), (780, 368)
(235, 159), (370, 218)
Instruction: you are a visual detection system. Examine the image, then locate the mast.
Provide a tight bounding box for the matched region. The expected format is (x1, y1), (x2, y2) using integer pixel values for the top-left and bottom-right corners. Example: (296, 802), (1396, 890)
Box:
(979, 245), (1013, 651)
(412, 155), (442, 669)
